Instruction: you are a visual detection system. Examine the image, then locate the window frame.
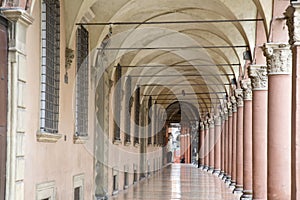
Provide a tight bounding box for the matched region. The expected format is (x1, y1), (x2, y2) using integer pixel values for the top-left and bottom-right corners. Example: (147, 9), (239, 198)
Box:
(74, 25), (89, 141)
(39, 0), (61, 134)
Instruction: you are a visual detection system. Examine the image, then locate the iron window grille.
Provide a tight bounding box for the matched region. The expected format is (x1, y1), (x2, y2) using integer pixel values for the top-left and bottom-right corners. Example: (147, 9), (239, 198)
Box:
(113, 64), (121, 141)
(124, 76), (132, 143)
(148, 96), (152, 144)
(75, 26), (89, 136)
(40, 0), (60, 134)
(134, 87), (140, 144)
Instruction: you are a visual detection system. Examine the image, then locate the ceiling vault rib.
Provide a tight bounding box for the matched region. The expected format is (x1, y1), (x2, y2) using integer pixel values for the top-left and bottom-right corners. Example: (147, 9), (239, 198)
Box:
(76, 18), (264, 26)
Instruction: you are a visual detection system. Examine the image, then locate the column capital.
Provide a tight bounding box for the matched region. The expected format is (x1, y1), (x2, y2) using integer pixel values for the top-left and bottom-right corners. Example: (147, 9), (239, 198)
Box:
(214, 115), (222, 126)
(2, 9), (33, 55)
(248, 65), (268, 91)
(263, 43), (292, 75)
(235, 89), (244, 107)
(241, 79), (252, 101)
(230, 96), (237, 112)
(227, 101), (233, 116)
(209, 118), (215, 128)
(204, 121), (209, 130)
(200, 122), (205, 131)
(285, 3), (300, 45)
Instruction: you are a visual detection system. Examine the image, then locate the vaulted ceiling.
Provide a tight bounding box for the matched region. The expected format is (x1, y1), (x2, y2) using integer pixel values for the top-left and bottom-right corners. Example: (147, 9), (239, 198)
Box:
(38, 0), (273, 119)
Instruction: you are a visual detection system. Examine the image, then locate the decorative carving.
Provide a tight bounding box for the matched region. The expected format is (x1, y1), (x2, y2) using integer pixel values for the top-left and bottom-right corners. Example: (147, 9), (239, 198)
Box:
(64, 48), (74, 84)
(235, 89), (244, 107)
(227, 101), (232, 116)
(230, 96), (237, 112)
(204, 121), (209, 130)
(248, 65), (268, 90)
(285, 6), (297, 45)
(222, 101), (228, 119)
(65, 48), (74, 71)
(241, 79), (252, 100)
(209, 118), (215, 128)
(214, 115), (222, 126)
(263, 43), (292, 75)
(285, 4), (300, 45)
(200, 122), (205, 131)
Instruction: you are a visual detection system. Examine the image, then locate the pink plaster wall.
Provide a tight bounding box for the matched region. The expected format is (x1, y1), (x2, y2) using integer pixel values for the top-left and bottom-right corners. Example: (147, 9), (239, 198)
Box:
(24, 1), (94, 199)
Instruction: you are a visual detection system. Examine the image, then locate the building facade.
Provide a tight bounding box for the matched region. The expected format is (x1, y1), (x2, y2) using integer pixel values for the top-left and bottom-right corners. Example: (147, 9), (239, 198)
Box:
(0, 0), (300, 200)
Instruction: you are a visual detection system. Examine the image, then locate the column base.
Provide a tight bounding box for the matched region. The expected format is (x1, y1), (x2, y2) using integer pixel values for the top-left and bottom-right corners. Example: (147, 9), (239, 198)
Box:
(221, 173), (227, 181)
(208, 167), (214, 173)
(213, 169), (221, 176)
(229, 180), (236, 190)
(240, 190), (253, 200)
(233, 185), (243, 194)
(198, 165), (204, 170)
(203, 165), (209, 171)
(225, 176), (232, 185)
(218, 171), (225, 178)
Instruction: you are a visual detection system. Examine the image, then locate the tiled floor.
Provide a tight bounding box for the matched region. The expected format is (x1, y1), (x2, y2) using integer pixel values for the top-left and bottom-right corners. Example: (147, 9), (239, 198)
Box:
(112, 164), (241, 200)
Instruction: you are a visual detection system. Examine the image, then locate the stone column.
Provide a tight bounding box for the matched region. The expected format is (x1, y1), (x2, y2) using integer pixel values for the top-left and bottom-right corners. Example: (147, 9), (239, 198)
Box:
(208, 119), (215, 173)
(222, 106), (229, 181)
(213, 114), (222, 175)
(226, 101), (233, 184)
(219, 111), (226, 178)
(230, 96), (237, 188)
(249, 65), (268, 199)
(240, 79), (253, 200)
(199, 122), (205, 169)
(234, 89), (244, 193)
(204, 121), (210, 170)
(263, 43), (292, 200)
(285, 5), (300, 199)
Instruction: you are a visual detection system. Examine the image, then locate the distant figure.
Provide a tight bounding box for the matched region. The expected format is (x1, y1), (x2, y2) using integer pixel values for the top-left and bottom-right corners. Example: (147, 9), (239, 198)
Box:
(167, 133), (173, 163)
(180, 157), (185, 163)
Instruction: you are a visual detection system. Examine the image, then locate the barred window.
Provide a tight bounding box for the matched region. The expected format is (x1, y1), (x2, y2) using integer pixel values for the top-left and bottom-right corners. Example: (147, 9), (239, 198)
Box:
(113, 64), (122, 141)
(124, 76), (132, 143)
(147, 96), (152, 144)
(40, 0), (60, 133)
(134, 87), (140, 144)
(75, 26), (89, 136)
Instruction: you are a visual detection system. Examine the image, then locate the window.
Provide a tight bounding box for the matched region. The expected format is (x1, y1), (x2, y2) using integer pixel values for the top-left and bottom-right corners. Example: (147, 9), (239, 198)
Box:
(40, 0), (60, 134)
(147, 96), (152, 144)
(124, 76), (132, 143)
(134, 87), (140, 145)
(113, 64), (121, 141)
(74, 187), (80, 200)
(73, 174), (84, 200)
(75, 26), (89, 136)
(36, 181), (56, 200)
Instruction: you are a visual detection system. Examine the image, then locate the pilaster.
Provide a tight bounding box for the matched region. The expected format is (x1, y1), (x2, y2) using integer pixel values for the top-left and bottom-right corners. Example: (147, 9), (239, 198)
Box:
(1, 9), (33, 200)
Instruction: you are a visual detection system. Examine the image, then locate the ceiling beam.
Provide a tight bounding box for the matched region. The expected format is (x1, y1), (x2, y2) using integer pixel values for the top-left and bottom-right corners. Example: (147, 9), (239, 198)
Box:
(98, 45), (248, 51)
(140, 83), (230, 86)
(115, 64), (240, 68)
(144, 92), (226, 96)
(128, 74), (234, 77)
(76, 18), (264, 26)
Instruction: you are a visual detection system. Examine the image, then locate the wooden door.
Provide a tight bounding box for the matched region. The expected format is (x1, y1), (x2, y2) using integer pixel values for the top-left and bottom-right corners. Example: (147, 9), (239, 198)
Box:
(0, 15), (8, 200)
